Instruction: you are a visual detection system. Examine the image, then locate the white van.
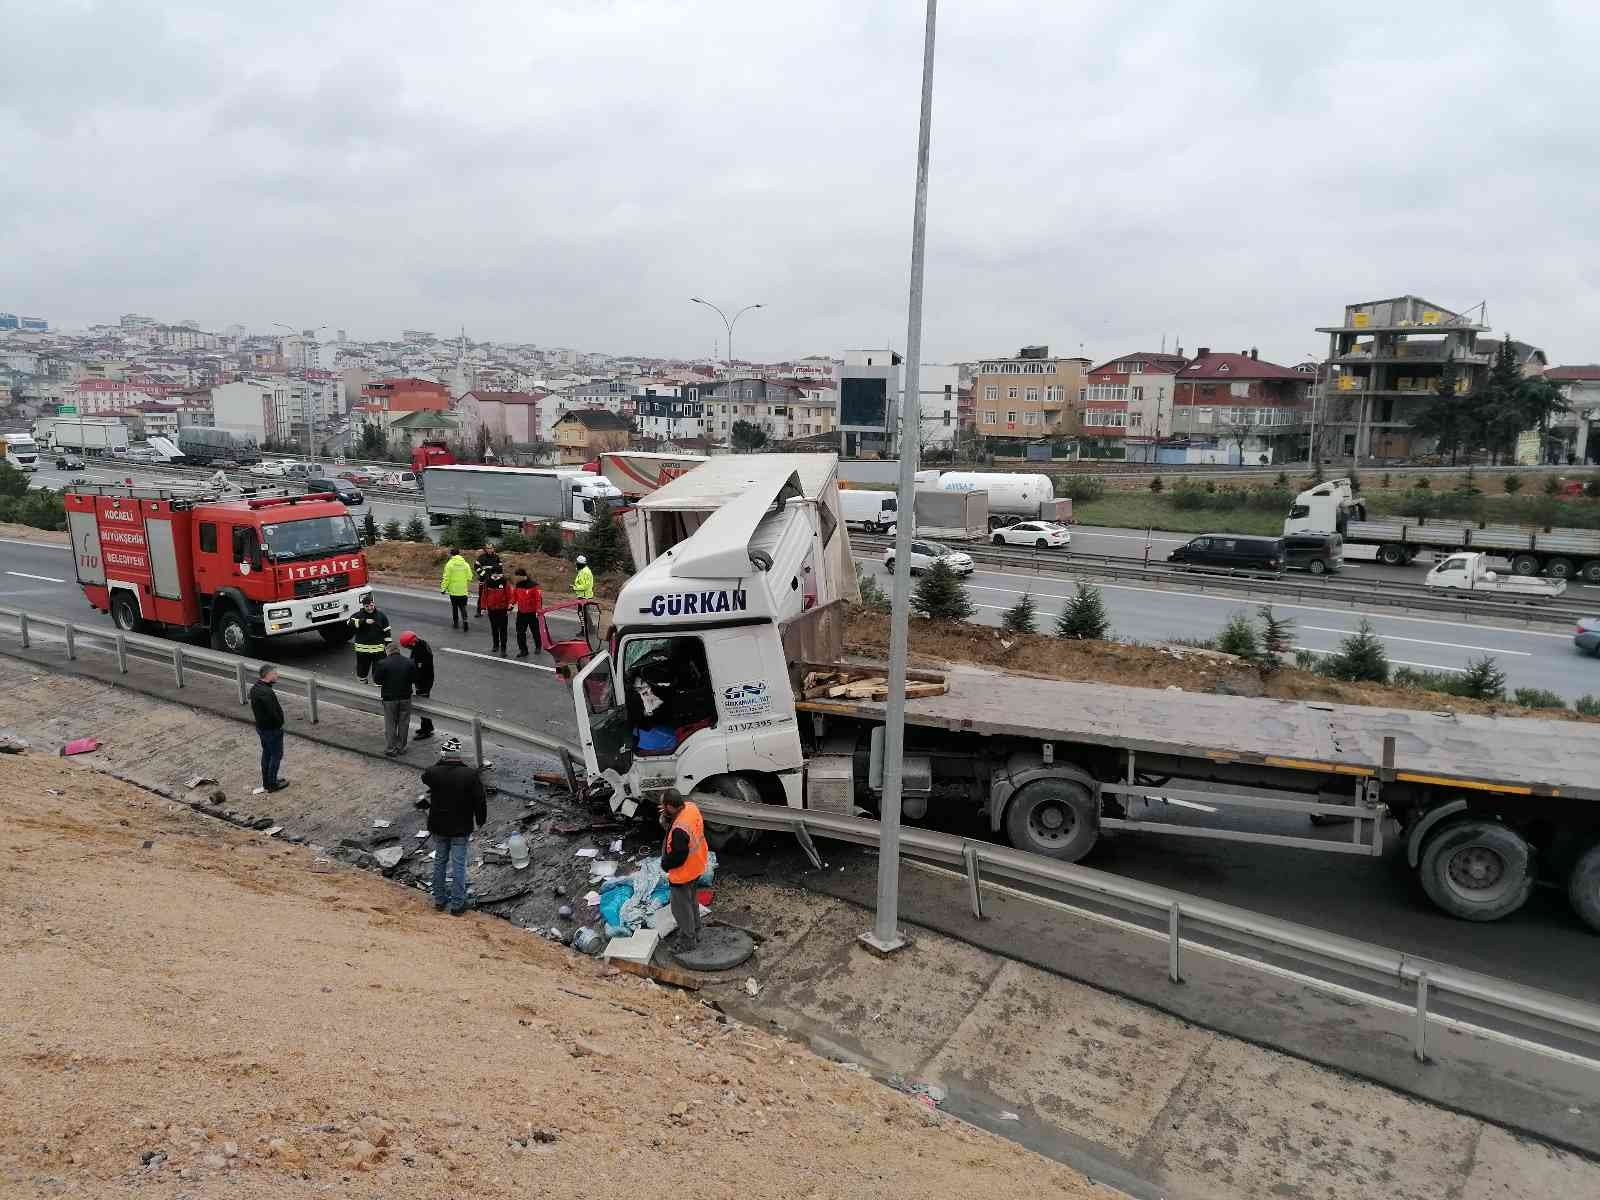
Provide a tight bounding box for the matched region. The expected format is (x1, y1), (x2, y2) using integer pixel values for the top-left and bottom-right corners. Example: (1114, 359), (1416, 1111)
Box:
(839, 489), (898, 534)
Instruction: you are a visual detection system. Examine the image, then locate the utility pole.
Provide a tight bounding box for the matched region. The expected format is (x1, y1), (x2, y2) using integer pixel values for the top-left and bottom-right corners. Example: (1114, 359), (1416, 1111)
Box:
(863, 0), (937, 957)
(690, 298), (763, 369)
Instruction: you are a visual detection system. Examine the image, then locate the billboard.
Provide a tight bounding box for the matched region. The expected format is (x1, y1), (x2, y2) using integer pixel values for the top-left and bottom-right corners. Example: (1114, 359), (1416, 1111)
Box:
(840, 377), (888, 429)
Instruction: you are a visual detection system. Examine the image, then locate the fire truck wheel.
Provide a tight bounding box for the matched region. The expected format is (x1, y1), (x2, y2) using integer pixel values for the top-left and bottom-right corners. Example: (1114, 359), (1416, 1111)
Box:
(318, 624), (354, 646)
(110, 593), (144, 633)
(212, 608), (253, 655)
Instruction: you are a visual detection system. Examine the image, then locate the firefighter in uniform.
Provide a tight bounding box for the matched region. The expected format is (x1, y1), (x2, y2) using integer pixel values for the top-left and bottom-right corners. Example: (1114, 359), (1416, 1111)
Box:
(659, 790), (708, 955)
(349, 594), (392, 684)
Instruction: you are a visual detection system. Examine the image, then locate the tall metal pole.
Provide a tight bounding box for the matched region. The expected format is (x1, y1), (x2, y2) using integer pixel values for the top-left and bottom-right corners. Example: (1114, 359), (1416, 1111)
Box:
(863, 0), (937, 957)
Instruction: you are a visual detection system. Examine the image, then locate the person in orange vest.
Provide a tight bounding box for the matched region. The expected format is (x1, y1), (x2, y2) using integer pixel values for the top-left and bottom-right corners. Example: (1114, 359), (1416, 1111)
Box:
(658, 790), (708, 954)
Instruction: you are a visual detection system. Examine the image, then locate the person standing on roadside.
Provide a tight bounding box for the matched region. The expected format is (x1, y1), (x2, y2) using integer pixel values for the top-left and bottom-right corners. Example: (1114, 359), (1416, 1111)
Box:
(249, 663), (289, 793)
(440, 546), (473, 633)
(658, 790), (708, 955)
(572, 554), (595, 600)
(512, 568), (543, 659)
(349, 594), (391, 684)
(480, 567), (511, 656)
(418, 736), (486, 915)
(371, 641), (417, 757)
(398, 630), (435, 741)
(474, 545), (502, 617)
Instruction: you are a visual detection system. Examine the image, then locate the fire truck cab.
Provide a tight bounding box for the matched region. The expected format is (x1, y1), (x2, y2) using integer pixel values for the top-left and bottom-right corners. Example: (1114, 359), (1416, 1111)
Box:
(65, 483), (371, 654)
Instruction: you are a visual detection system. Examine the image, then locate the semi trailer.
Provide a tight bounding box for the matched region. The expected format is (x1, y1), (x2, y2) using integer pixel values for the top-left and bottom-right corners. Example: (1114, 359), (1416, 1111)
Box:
(422, 464), (622, 532)
(568, 459), (1600, 933)
(918, 470), (1070, 530)
(32, 417), (130, 455)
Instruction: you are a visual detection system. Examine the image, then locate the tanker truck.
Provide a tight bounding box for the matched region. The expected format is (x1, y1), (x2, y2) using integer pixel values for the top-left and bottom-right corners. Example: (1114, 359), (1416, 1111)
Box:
(918, 470), (1069, 530)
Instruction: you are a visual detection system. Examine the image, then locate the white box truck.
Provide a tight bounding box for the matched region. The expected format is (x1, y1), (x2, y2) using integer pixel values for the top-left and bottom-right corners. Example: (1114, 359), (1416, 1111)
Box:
(32, 417), (130, 456)
(422, 464), (622, 532)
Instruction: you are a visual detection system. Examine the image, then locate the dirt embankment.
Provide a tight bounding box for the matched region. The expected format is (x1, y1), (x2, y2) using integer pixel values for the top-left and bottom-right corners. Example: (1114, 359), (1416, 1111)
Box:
(0, 521), (69, 545)
(0, 751), (1108, 1200)
(363, 541), (623, 606)
(843, 608), (1597, 723)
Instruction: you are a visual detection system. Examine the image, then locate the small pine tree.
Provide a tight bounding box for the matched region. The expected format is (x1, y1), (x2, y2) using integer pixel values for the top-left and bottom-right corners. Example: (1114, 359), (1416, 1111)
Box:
(1574, 694), (1600, 718)
(1455, 465), (1481, 496)
(575, 500), (630, 575)
(1459, 655), (1507, 701)
(854, 563), (890, 612)
(404, 515), (429, 542)
(1215, 611), (1260, 659)
(381, 518), (404, 541)
(1415, 476), (1431, 491)
(533, 520), (564, 556)
(1502, 473), (1523, 495)
(447, 505), (488, 551)
(361, 512), (379, 546)
(1054, 582), (1110, 640)
(498, 529), (532, 552)
(1511, 687), (1566, 710)
(1257, 604), (1296, 674)
(911, 559), (976, 621)
(1000, 591), (1038, 634)
(1148, 475), (1164, 494)
(1275, 471), (1289, 485)
(1321, 619), (1390, 683)
(1543, 474), (1562, 496)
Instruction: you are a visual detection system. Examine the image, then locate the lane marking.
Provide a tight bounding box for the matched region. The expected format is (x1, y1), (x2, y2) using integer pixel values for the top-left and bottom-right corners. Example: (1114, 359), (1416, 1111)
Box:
(441, 646), (555, 673)
(902, 860), (1600, 1071)
(0, 538), (70, 551)
(5, 570), (65, 583)
(1298, 625), (1533, 656)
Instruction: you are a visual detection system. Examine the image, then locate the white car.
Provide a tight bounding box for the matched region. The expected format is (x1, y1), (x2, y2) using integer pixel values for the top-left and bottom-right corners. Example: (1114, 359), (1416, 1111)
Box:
(883, 539), (975, 577)
(248, 461), (287, 478)
(992, 521), (1071, 548)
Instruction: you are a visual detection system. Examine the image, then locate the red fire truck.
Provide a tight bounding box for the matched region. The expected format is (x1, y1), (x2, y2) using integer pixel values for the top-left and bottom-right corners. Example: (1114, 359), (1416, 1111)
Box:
(64, 483), (371, 654)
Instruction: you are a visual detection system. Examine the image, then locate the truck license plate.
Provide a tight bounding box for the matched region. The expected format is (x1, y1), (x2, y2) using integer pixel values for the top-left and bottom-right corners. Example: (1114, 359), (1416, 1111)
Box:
(311, 600), (343, 613)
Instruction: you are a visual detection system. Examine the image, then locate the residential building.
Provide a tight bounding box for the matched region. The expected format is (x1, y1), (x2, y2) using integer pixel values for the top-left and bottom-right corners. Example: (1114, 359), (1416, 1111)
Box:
(1315, 296), (1492, 460)
(387, 410), (462, 454)
(67, 378), (156, 415)
(835, 350), (902, 457)
(703, 377), (825, 444)
(358, 376), (450, 435)
(914, 364), (961, 452)
(971, 346), (1090, 443)
(552, 409), (631, 463)
(210, 379), (274, 442)
(1543, 366), (1600, 464)
(634, 385), (704, 442)
(457, 390), (546, 448)
(154, 325), (223, 351)
(109, 402), (182, 441)
(1168, 348), (1309, 462)
(1079, 351), (1189, 455)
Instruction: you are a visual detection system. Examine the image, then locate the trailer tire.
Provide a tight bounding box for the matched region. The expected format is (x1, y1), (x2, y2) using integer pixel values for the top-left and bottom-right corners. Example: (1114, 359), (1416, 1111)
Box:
(1509, 553), (1540, 576)
(110, 592), (144, 634)
(1004, 778), (1098, 861)
(1418, 820), (1535, 922)
(211, 607), (253, 656)
(1578, 560), (1600, 585)
(1377, 544), (1405, 566)
(1544, 557), (1574, 581)
(1567, 843), (1600, 934)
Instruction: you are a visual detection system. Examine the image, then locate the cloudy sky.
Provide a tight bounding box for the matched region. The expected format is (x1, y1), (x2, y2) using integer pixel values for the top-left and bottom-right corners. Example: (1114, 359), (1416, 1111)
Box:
(4, 1), (1598, 366)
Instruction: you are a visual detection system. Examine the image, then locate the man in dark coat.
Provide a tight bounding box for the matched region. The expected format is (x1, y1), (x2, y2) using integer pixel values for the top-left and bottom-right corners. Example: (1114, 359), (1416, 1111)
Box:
(249, 663), (288, 792)
(371, 642), (417, 757)
(418, 736), (487, 914)
(399, 630), (436, 741)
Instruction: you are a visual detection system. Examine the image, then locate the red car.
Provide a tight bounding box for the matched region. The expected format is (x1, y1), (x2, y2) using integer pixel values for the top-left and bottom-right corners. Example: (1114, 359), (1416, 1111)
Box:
(338, 469), (375, 486)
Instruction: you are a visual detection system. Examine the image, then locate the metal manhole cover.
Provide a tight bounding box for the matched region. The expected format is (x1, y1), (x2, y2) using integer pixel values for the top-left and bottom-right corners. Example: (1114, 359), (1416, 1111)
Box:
(669, 925), (755, 972)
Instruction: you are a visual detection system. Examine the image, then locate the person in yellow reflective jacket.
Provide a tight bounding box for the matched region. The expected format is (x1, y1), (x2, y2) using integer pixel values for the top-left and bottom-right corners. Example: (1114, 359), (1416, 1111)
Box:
(440, 546), (473, 632)
(572, 555), (595, 600)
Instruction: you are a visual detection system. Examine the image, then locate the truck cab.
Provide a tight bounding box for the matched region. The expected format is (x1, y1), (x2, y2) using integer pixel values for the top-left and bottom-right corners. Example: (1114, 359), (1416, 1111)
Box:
(2, 433), (39, 473)
(1284, 478), (1366, 535)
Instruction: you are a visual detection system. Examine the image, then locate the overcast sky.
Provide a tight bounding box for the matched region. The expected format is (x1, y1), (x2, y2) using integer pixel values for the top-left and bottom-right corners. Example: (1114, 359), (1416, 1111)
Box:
(5, 1), (1598, 367)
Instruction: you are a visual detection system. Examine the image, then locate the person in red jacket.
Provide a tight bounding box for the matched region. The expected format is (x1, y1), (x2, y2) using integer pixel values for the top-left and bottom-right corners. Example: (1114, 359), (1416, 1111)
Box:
(479, 568), (511, 656)
(512, 568), (543, 659)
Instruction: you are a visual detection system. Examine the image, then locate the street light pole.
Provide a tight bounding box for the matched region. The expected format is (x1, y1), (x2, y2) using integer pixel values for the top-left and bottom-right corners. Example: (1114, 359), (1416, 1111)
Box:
(689, 298), (763, 368)
(863, 0), (938, 957)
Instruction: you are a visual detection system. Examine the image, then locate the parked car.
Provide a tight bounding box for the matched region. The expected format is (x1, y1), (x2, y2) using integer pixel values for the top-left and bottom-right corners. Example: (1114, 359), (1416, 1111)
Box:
(379, 469), (419, 490)
(1575, 618), (1600, 657)
(1167, 534), (1284, 573)
(338, 469), (375, 486)
(54, 453), (85, 470)
(305, 476), (364, 506)
(992, 521), (1071, 549)
(883, 539), (975, 577)
(249, 461), (287, 478)
(1282, 532), (1344, 575)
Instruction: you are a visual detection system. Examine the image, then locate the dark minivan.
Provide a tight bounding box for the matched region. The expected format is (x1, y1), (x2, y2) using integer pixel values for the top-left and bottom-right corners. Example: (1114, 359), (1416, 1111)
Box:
(1167, 534), (1284, 573)
(305, 476), (364, 506)
(1282, 532), (1344, 575)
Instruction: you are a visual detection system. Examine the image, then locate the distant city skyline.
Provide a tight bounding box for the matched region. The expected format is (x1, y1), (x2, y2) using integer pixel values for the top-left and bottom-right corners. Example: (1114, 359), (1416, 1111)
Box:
(6, 2), (1599, 367)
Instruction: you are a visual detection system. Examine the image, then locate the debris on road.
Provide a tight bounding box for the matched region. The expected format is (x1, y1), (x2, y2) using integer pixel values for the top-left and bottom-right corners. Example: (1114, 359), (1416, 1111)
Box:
(60, 736), (99, 756)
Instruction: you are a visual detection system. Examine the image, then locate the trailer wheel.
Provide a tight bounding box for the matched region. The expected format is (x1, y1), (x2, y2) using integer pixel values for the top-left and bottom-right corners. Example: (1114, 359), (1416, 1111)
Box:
(1544, 557), (1574, 581)
(1577, 560), (1600, 585)
(212, 607), (253, 656)
(1567, 843), (1600, 934)
(1509, 553), (1540, 576)
(1418, 820), (1535, 922)
(1377, 544), (1405, 566)
(1004, 778), (1098, 861)
(110, 592), (144, 633)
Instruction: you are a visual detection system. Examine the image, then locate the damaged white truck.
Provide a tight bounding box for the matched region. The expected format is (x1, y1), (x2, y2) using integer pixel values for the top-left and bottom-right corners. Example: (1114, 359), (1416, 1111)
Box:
(568, 456), (1600, 932)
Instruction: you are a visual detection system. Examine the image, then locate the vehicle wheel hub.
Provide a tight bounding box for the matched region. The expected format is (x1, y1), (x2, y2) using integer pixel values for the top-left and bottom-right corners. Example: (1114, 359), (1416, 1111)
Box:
(1447, 845), (1505, 891)
(1030, 803), (1072, 842)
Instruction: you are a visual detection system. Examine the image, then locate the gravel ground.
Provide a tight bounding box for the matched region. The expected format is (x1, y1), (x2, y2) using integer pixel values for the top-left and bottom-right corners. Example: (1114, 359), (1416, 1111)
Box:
(0, 750), (1112, 1200)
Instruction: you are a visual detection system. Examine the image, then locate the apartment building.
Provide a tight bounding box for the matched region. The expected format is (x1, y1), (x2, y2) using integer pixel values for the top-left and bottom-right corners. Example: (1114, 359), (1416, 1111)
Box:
(1079, 351), (1189, 453)
(971, 346), (1089, 442)
(634, 385), (705, 442)
(702, 377), (835, 443)
(1543, 365), (1600, 464)
(552, 409), (631, 464)
(836, 350), (901, 457)
(1315, 295), (1491, 460)
(457, 390), (545, 447)
(1168, 348), (1309, 460)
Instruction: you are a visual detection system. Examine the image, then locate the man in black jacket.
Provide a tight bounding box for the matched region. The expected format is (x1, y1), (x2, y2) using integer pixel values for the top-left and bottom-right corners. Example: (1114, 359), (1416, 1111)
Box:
(249, 663), (289, 792)
(418, 736), (487, 914)
(398, 630), (435, 741)
(371, 642), (417, 757)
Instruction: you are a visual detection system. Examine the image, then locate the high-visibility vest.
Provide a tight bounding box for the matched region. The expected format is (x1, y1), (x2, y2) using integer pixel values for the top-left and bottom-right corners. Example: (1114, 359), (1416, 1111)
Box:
(664, 802), (709, 885)
(572, 566), (595, 599)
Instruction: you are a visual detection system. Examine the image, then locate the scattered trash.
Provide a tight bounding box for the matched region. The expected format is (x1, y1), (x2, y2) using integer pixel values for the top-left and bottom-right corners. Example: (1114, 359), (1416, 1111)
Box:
(45, 788), (63, 796)
(551, 885), (566, 898)
(208, 790), (226, 805)
(0, 733), (28, 754)
(602, 929), (662, 963)
(508, 834), (531, 870)
(414, 830), (429, 839)
(597, 860), (670, 936)
(373, 846), (405, 870)
(309, 857), (335, 873)
(572, 927), (604, 955)
(557, 904), (574, 919)
(887, 1077), (945, 1108)
(185, 774), (217, 790)
(744, 978), (760, 997)
(262, 826), (284, 838)
(60, 737), (99, 757)
(582, 890), (601, 907)
(372, 818), (392, 830)
(609, 838), (623, 854)
(589, 860), (619, 880)
(141, 839), (155, 850)
(648, 908), (677, 937)
(428, 850), (437, 860)
(251, 786), (268, 796)
(696, 887), (715, 907)
(575, 847), (599, 859)
(997, 1111), (1020, 1121)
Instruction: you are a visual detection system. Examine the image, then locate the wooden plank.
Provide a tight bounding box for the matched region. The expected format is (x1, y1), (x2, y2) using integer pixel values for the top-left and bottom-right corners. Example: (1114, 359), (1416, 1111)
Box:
(609, 957), (702, 990)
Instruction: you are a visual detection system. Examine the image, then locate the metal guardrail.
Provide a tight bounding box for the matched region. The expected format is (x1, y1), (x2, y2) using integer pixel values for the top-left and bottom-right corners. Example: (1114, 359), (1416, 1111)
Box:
(691, 794), (1600, 1066)
(853, 534), (1592, 625)
(2, 601), (1598, 1066)
(0, 605), (583, 767)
